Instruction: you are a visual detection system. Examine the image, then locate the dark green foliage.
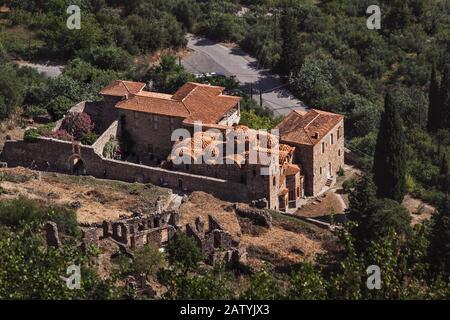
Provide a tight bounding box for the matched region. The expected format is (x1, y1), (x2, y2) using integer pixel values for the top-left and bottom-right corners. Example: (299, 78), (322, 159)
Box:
(439, 65), (450, 131)
(129, 245), (167, 278)
(427, 63), (440, 132)
(23, 128), (40, 142)
(144, 55), (195, 93)
(0, 197), (79, 237)
(80, 132), (99, 146)
(240, 270), (282, 300)
(163, 264), (234, 300)
(166, 233), (203, 274)
(347, 175), (411, 250)
(428, 198), (450, 277)
(0, 62), (24, 119)
(373, 92), (407, 202)
(0, 228), (120, 299)
(287, 262), (326, 300)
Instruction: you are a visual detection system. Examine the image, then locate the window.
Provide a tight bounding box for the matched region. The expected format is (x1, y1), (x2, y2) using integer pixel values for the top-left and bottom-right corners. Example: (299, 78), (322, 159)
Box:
(330, 134), (334, 145)
(338, 149), (341, 156)
(297, 187), (300, 197)
(337, 126), (342, 140)
(273, 176), (276, 186)
(321, 142), (325, 153)
(320, 167), (322, 175)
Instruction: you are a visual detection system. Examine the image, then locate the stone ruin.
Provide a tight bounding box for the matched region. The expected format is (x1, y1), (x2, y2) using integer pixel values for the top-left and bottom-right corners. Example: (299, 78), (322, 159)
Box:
(234, 204), (272, 227)
(186, 215), (248, 270)
(101, 210), (180, 249)
(45, 210), (181, 252)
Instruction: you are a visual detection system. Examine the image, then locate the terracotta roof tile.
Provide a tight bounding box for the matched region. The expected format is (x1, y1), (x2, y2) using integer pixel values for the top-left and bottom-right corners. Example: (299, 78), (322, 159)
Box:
(276, 109), (343, 146)
(113, 82), (240, 123)
(100, 80), (146, 97)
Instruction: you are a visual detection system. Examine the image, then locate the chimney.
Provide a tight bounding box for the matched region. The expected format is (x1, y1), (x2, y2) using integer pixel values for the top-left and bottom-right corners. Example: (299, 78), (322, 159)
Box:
(314, 132), (320, 139)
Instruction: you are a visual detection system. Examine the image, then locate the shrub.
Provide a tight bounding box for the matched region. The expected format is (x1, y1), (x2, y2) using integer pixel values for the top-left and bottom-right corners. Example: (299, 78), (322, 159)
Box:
(61, 112), (94, 140)
(0, 197), (79, 236)
(166, 234), (203, 274)
(48, 129), (73, 141)
(80, 132), (99, 145)
(23, 128), (40, 142)
(131, 245), (167, 278)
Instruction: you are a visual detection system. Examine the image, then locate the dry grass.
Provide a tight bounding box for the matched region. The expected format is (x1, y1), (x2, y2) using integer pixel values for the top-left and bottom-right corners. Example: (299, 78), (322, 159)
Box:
(0, 168), (170, 224)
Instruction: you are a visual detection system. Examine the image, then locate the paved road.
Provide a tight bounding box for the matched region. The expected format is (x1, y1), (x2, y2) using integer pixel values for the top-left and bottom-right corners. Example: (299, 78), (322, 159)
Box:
(182, 35), (307, 116)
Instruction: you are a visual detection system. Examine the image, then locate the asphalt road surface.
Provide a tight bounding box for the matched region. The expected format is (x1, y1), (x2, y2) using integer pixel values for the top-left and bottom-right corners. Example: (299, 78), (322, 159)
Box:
(182, 35), (307, 116)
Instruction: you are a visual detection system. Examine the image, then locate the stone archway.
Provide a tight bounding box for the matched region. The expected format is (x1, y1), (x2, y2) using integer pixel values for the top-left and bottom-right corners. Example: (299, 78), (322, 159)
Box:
(68, 154), (86, 176)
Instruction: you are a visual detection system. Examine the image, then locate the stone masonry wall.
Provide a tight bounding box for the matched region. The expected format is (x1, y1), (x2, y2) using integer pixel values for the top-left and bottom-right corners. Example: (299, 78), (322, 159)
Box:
(312, 119), (344, 195)
(1, 138), (249, 203)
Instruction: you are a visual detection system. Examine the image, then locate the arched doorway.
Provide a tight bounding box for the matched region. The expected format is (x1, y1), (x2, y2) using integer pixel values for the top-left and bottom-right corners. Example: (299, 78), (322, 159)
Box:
(69, 155), (86, 176)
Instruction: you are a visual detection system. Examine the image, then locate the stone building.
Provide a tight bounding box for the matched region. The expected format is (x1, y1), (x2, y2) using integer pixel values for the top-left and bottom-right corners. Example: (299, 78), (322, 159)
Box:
(276, 109), (345, 196)
(101, 81), (241, 163)
(1, 79), (344, 212)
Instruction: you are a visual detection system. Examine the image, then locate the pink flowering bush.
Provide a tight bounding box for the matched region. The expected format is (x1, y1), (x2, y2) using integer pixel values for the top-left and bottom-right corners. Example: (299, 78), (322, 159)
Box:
(61, 112), (95, 140)
(48, 129), (73, 141)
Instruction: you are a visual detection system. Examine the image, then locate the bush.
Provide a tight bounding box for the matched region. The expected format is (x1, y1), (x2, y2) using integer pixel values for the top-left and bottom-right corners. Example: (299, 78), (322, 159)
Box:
(23, 128), (40, 142)
(130, 245), (167, 278)
(80, 132), (99, 145)
(48, 129), (73, 141)
(0, 197), (79, 237)
(61, 112), (95, 140)
(166, 234), (203, 274)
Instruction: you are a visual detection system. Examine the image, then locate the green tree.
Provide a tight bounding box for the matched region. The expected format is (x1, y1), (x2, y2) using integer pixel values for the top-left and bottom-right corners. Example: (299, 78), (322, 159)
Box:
(277, 5), (302, 76)
(427, 63), (441, 133)
(240, 270), (282, 300)
(287, 262), (326, 300)
(428, 197), (450, 277)
(373, 92), (407, 202)
(163, 264), (234, 300)
(166, 234), (203, 274)
(145, 55), (195, 93)
(347, 175), (411, 250)
(439, 64), (450, 131)
(131, 245), (167, 279)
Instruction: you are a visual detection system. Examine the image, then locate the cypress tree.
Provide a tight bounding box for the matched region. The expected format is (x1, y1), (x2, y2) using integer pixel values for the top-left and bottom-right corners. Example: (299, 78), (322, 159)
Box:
(427, 63), (440, 132)
(439, 64), (450, 130)
(373, 92), (407, 202)
(278, 6), (301, 76)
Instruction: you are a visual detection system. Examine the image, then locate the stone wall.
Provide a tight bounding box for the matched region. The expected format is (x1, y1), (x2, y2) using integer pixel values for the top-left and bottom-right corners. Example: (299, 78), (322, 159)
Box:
(92, 120), (120, 155)
(119, 109), (185, 161)
(311, 119), (345, 195)
(234, 204), (272, 227)
(1, 137), (249, 203)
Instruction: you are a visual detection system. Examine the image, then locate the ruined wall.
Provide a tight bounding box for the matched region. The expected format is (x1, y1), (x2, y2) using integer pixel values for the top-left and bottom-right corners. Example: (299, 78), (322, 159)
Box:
(1, 137), (249, 203)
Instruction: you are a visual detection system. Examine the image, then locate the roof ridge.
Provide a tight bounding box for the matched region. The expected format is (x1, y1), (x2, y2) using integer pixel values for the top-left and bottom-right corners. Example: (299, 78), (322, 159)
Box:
(303, 111), (320, 129)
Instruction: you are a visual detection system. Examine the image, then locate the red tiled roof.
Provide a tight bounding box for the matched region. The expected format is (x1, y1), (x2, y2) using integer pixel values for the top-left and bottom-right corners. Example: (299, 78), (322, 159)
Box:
(114, 82), (241, 123)
(276, 109), (343, 146)
(100, 80), (146, 97)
